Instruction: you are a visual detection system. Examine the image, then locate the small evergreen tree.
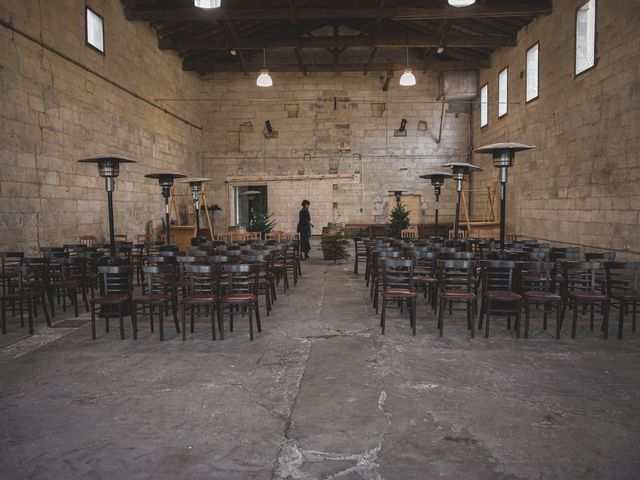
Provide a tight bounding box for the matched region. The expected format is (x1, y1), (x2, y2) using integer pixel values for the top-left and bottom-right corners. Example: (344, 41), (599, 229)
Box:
(248, 213), (276, 239)
(386, 201), (411, 238)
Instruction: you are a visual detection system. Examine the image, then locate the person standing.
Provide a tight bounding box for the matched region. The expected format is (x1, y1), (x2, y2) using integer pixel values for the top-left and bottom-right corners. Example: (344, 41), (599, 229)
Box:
(297, 200), (313, 260)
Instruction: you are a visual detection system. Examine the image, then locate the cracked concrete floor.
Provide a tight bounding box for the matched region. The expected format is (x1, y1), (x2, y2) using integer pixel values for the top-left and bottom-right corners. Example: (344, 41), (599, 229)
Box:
(1, 241), (640, 479)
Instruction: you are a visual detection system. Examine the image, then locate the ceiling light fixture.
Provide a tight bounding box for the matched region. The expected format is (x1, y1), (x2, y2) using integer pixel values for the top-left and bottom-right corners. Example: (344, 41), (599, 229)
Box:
(399, 47), (416, 86)
(194, 0), (221, 8)
(256, 48), (273, 87)
(447, 0), (476, 7)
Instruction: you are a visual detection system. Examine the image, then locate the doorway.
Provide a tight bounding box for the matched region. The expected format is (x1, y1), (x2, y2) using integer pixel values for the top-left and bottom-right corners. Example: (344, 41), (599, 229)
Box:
(234, 185), (268, 228)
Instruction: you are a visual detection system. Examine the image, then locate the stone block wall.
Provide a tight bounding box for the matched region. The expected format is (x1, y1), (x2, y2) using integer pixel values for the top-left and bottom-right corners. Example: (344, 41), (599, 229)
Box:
(472, 0), (640, 254)
(200, 70), (476, 232)
(0, 0), (203, 252)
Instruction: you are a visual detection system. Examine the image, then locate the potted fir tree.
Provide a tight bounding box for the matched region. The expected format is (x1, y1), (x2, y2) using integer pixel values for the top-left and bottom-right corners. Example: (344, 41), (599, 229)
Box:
(386, 201), (411, 238)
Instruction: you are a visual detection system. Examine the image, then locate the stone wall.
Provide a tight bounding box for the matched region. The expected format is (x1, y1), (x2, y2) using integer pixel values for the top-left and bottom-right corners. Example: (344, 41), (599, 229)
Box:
(0, 0), (203, 252)
(200, 70), (476, 233)
(471, 0), (640, 254)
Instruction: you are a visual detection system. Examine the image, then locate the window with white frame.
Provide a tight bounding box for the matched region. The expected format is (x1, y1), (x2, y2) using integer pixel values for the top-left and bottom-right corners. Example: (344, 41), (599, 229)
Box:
(526, 43), (539, 102)
(86, 7), (104, 53)
(480, 83), (488, 127)
(498, 68), (508, 117)
(576, 0), (596, 75)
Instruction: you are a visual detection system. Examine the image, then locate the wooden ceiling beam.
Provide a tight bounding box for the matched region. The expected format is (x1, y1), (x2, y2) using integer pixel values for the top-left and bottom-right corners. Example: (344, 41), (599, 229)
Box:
(125, 2), (553, 22)
(186, 60), (491, 74)
(159, 33), (515, 51)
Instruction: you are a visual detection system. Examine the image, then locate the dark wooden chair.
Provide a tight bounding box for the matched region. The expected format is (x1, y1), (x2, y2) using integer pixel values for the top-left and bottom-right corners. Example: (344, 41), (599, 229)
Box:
(409, 250), (438, 311)
(353, 238), (368, 275)
(379, 258), (417, 335)
(90, 265), (133, 340)
(241, 254), (274, 317)
(48, 256), (89, 318)
(561, 262), (610, 339)
(181, 264), (220, 341)
(605, 262), (640, 339)
(436, 260), (476, 338)
(517, 261), (562, 339)
(219, 264), (261, 341)
(478, 260), (522, 338)
(132, 265), (180, 341)
(1, 264), (51, 335)
(0, 252), (24, 298)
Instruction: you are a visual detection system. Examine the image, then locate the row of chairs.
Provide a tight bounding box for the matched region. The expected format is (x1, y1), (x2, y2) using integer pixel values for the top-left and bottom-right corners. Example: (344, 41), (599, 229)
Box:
(355, 239), (639, 339)
(0, 239), (303, 340)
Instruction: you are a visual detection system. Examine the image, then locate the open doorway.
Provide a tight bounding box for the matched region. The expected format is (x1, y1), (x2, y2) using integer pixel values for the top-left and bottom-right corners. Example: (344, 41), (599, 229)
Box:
(233, 185), (268, 228)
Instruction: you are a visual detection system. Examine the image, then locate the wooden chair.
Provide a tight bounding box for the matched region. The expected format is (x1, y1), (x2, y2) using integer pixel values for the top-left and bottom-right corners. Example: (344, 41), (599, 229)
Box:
(0, 252), (24, 297)
(517, 261), (562, 339)
(379, 258), (417, 335)
(241, 254), (274, 317)
(181, 264), (220, 341)
(48, 257), (89, 318)
(1, 264), (51, 335)
(219, 264), (261, 341)
(132, 265), (180, 341)
(605, 262), (640, 339)
(79, 235), (96, 247)
(436, 260), (476, 338)
(478, 260), (522, 338)
(90, 266), (133, 340)
(561, 262), (610, 339)
(353, 238), (368, 275)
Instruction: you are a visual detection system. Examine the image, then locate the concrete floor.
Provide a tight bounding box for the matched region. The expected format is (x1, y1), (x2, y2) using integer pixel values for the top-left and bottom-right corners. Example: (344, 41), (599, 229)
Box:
(1, 240), (640, 479)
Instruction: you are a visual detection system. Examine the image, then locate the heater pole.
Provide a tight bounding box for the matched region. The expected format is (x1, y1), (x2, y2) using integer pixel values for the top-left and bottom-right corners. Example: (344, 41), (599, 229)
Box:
(107, 190), (116, 257)
(500, 179), (506, 251)
(194, 191), (200, 233)
(434, 193), (440, 238)
(165, 194), (171, 244)
(454, 183), (462, 239)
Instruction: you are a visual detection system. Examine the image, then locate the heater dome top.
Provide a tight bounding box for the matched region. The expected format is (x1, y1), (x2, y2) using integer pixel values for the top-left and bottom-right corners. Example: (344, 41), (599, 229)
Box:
(180, 177), (212, 184)
(474, 142), (535, 154)
(419, 171), (453, 180)
(78, 154), (137, 164)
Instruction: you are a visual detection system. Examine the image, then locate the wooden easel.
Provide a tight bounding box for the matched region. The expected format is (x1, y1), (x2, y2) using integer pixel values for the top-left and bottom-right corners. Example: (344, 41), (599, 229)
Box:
(482, 182), (497, 222)
(169, 186), (182, 226)
(186, 183), (214, 239)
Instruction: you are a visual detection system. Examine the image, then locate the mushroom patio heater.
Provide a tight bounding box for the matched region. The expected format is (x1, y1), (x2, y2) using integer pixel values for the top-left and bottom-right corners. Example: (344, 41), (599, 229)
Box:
(145, 172), (187, 244)
(180, 177), (211, 234)
(419, 171), (452, 238)
(388, 190), (407, 206)
(78, 155), (136, 257)
(442, 162), (482, 239)
(474, 143), (535, 251)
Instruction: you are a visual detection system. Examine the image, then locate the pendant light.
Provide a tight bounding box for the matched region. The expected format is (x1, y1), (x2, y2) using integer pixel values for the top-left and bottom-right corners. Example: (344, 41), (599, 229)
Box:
(448, 0), (476, 7)
(194, 0), (221, 8)
(399, 47), (416, 86)
(256, 48), (273, 87)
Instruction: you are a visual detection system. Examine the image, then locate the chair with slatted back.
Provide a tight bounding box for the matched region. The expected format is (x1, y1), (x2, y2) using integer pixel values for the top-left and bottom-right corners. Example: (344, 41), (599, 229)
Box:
(77, 251), (100, 299)
(1, 264), (51, 335)
(132, 264), (180, 341)
(219, 264), (261, 341)
(517, 261), (562, 339)
(181, 264), (220, 341)
(90, 265), (133, 340)
(241, 254), (273, 316)
(372, 249), (402, 313)
(272, 245), (290, 293)
(0, 252), (24, 298)
(436, 260), (476, 338)
(561, 262), (610, 339)
(353, 238), (368, 275)
(477, 260), (522, 338)
(379, 258), (417, 335)
(605, 262), (640, 339)
(48, 256), (89, 317)
(411, 250), (438, 311)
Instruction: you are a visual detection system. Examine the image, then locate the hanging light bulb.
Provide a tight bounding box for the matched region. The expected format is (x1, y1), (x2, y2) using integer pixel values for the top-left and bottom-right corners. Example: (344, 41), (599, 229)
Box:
(448, 0), (476, 7)
(399, 47), (416, 86)
(256, 49), (273, 87)
(194, 0), (221, 8)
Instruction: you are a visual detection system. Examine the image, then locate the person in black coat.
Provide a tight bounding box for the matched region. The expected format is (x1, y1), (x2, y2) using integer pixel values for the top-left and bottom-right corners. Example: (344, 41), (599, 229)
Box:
(297, 200), (313, 260)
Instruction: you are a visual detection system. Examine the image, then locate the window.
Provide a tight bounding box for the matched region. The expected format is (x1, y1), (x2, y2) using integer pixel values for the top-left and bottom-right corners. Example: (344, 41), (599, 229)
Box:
(480, 83), (488, 127)
(86, 7), (104, 53)
(498, 68), (508, 117)
(526, 43), (539, 102)
(576, 0), (596, 75)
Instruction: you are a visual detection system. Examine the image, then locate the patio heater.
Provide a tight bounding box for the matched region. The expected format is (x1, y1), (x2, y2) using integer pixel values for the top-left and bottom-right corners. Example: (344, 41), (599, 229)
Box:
(419, 171), (452, 238)
(474, 143), (535, 251)
(387, 190), (407, 206)
(441, 162), (482, 239)
(179, 177), (211, 234)
(78, 155), (136, 257)
(145, 172), (187, 244)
